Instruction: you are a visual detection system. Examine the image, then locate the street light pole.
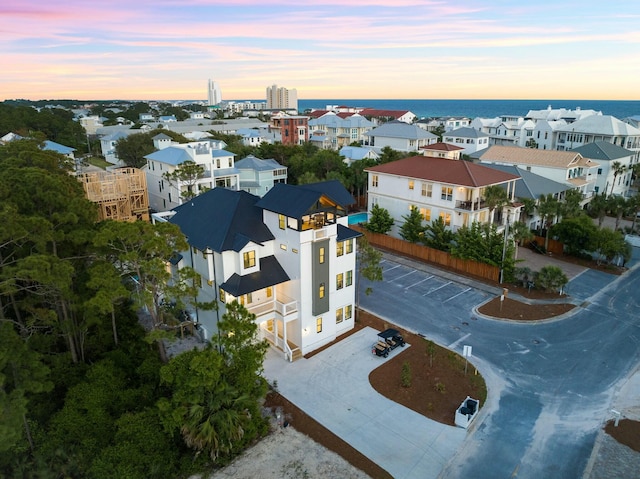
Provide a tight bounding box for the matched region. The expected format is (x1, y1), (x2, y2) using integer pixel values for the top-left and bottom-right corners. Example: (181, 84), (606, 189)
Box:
(499, 213), (510, 284)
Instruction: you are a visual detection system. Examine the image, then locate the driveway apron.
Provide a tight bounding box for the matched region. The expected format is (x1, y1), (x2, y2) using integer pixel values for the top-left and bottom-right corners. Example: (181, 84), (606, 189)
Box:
(263, 327), (467, 479)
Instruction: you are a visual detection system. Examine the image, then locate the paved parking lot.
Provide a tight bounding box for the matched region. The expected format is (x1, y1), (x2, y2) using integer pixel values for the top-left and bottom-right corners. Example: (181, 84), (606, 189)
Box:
(362, 257), (493, 348)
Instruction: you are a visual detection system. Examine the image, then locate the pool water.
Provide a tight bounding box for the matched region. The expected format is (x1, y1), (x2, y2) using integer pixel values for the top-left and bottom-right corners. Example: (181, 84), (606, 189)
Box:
(348, 212), (368, 225)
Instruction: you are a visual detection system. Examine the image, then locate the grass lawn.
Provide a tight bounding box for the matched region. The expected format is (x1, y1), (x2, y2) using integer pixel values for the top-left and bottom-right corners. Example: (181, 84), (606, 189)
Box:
(85, 156), (113, 169)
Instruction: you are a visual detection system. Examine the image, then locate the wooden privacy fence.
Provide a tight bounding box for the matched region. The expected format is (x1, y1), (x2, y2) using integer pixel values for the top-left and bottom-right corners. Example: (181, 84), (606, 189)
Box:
(353, 226), (500, 283)
(523, 235), (564, 255)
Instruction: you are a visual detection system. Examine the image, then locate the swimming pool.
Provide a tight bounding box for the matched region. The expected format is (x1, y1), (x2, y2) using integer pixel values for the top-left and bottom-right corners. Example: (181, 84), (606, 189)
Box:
(348, 212), (368, 225)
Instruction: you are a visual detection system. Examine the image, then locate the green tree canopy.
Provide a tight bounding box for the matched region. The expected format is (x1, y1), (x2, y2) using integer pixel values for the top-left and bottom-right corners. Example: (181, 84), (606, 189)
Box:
(399, 206), (426, 243)
(365, 204), (394, 234)
(356, 236), (383, 308)
(551, 215), (598, 256)
(423, 217), (455, 252)
(163, 160), (206, 201)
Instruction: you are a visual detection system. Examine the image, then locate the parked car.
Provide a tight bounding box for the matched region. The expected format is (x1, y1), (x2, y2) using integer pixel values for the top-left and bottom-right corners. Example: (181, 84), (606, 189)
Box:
(372, 328), (405, 357)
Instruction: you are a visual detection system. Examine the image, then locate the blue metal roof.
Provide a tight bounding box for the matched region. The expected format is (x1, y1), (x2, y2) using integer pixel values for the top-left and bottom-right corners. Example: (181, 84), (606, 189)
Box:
(43, 140), (75, 154)
(144, 147), (193, 166)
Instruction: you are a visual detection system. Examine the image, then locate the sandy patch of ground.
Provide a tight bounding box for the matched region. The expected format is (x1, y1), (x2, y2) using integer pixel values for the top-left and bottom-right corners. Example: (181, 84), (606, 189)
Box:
(205, 426), (371, 479)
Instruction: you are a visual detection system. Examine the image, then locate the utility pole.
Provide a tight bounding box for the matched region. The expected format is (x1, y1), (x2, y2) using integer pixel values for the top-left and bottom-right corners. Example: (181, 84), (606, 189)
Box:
(499, 212), (511, 284)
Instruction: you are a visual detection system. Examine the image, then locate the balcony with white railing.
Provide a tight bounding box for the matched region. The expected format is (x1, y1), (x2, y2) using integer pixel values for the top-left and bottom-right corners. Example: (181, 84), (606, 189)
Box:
(246, 293), (298, 322)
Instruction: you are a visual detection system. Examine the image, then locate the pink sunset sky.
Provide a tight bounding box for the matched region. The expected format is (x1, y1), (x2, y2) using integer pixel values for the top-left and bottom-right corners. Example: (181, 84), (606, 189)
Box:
(2, 0), (639, 101)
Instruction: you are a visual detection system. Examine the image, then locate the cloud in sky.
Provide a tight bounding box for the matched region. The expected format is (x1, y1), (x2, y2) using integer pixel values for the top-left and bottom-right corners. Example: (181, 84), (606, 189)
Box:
(1, 0), (639, 100)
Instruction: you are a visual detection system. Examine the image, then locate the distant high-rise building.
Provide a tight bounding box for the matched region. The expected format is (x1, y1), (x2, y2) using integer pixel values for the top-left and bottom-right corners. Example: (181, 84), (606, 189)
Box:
(266, 84), (298, 111)
(208, 79), (222, 106)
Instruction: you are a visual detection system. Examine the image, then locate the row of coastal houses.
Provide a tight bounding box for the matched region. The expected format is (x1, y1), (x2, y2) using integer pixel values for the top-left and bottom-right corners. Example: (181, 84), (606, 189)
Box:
(5, 111), (639, 362)
(365, 141), (637, 234)
(144, 134), (288, 211)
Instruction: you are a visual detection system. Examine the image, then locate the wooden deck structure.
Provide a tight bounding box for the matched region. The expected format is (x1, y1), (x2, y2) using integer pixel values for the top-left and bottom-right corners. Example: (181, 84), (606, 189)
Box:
(78, 168), (149, 222)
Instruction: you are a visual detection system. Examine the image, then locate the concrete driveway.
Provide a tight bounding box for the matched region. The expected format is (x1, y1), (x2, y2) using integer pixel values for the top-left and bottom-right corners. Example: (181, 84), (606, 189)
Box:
(516, 246), (588, 280)
(263, 327), (468, 479)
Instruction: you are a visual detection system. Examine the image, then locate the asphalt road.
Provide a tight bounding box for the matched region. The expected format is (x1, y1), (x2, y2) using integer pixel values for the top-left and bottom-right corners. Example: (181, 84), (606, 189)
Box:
(359, 251), (640, 479)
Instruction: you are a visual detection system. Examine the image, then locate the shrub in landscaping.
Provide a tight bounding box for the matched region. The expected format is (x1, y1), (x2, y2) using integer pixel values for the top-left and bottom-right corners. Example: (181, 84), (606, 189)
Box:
(401, 361), (412, 388)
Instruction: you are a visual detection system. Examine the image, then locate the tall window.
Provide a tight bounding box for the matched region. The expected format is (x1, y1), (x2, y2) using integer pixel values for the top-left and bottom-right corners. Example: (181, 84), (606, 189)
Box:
(371, 175), (378, 187)
(439, 212), (451, 226)
(441, 186), (453, 201)
(345, 304), (353, 320)
(336, 308), (343, 324)
(319, 283), (325, 299)
(422, 183), (432, 197)
(278, 214), (286, 229)
(408, 180), (414, 190)
(316, 317), (323, 333)
(243, 250), (256, 268)
(266, 287), (273, 298)
(336, 273), (344, 290)
(336, 241), (344, 256)
(346, 270), (353, 287)
(319, 247), (325, 264)
(420, 207), (431, 221)
(219, 288), (226, 303)
(346, 239), (354, 254)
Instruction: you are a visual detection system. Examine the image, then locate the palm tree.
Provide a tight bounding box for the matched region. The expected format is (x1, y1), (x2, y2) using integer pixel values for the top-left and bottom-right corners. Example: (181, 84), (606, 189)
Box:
(537, 194), (561, 251)
(607, 195), (630, 231)
(483, 185), (510, 225)
(561, 189), (584, 219)
(519, 198), (537, 225)
(608, 161), (626, 197)
(628, 192), (640, 234)
(181, 382), (253, 460)
(510, 221), (534, 259)
(588, 193), (609, 228)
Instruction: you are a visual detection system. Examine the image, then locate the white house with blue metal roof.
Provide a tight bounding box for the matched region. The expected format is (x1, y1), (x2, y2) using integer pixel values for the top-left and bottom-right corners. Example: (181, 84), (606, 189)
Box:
(154, 180), (361, 361)
(235, 155), (287, 197)
(308, 112), (375, 150)
(443, 127), (490, 155)
(145, 139), (239, 212)
(339, 146), (379, 165)
(364, 120), (438, 152)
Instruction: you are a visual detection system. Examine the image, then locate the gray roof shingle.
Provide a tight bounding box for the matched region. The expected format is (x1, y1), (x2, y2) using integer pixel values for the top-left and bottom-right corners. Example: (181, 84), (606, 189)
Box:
(256, 180), (355, 218)
(570, 141), (634, 161)
(169, 188), (274, 252)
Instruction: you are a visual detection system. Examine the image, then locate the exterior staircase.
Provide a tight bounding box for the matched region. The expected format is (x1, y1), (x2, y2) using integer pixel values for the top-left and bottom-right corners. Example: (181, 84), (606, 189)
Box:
(288, 340), (303, 361)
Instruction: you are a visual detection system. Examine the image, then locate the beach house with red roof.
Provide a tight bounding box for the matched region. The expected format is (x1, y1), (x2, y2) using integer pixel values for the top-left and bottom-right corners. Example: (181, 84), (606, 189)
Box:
(359, 108), (416, 125)
(365, 156), (521, 237)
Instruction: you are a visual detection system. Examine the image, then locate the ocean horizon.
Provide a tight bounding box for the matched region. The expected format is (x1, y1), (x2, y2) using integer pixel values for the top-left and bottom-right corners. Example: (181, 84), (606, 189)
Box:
(296, 99), (640, 121)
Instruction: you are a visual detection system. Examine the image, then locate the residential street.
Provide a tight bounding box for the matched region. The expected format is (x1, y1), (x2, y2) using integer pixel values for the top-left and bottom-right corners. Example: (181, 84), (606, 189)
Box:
(359, 249), (640, 479)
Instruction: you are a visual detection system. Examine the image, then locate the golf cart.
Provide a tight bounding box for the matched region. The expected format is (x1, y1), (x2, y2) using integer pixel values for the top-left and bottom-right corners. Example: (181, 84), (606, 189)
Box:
(372, 328), (405, 357)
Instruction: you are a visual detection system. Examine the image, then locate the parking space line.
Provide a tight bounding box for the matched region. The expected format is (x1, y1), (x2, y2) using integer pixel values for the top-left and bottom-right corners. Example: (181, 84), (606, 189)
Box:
(390, 270), (416, 282)
(405, 275), (433, 290)
(384, 264), (402, 273)
(423, 281), (452, 296)
(448, 333), (471, 349)
(443, 287), (472, 303)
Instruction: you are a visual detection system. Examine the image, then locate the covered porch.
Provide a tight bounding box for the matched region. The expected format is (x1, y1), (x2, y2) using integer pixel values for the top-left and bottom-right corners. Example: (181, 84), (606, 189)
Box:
(249, 293), (301, 362)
